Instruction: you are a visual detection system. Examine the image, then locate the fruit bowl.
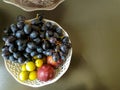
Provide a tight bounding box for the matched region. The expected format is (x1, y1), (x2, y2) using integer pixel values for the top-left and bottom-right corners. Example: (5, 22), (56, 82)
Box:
(3, 0), (64, 11)
(2, 16), (72, 87)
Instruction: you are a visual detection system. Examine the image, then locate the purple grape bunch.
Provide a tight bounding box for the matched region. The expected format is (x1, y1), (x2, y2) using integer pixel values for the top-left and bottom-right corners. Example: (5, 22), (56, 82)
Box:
(2, 15), (72, 64)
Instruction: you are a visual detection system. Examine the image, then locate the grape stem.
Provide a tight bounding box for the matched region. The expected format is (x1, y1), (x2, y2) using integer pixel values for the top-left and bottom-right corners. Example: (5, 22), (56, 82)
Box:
(25, 14), (39, 24)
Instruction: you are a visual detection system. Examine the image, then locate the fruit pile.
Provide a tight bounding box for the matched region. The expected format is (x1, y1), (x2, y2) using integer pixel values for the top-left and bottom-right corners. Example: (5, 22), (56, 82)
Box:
(19, 57), (55, 81)
(2, 15), (72, 82)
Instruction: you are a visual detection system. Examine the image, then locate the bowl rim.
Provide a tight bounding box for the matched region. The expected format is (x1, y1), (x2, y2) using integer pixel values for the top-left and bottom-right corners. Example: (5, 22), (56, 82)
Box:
(3, 18), (72, 88)
(3, 0), (64, 11)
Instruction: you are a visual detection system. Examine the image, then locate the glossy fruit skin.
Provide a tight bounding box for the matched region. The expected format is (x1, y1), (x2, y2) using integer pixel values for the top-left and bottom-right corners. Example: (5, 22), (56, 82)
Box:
(10, 24), (17, 33)
(24, 24), (32, 34)
(55, 27), (63, 36)
(9, 45), (17, 53)
(30, 31), (39, 39)
(35, 59), (43, 68)
(6, 36), (16, 45)
(27, 42), (36, 49)
(26, 62), (36, 71)
(17, 21), (24, 29)
(9, 55), (16, 61)
(29, 71), (37, 80)
(37, 47), (43, 53)
(33, 38), (41, 44)
(49, 37), (57, 44)
(18, 57), (25, 64)
(47, 56), (62, 68)
(37, 64), (55, 81)
(2, 15), (72, 64)
(21, 64), (26, 71)
(30, 51), (38, 57)
(42, 40), (50, 50)
(15, 30), (25, 38)
(13, 52), (21, 59)
(19, 71), (29, 81)
(52, 52), (60, 62)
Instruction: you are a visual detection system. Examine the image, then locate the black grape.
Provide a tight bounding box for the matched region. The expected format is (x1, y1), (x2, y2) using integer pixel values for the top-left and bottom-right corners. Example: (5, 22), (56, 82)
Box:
(24, 24), (32, 34)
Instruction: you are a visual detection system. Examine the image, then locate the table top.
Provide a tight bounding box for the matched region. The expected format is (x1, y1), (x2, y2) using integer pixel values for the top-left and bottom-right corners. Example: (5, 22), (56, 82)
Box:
(0, 0), (120, 90)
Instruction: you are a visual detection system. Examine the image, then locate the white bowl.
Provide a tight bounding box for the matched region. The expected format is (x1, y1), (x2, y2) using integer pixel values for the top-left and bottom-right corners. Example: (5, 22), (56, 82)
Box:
(3, 0), (64, 11)
(3, 19), (72, 87)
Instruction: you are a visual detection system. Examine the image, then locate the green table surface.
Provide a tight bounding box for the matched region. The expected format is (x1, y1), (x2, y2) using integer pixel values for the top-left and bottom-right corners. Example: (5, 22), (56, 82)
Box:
(0, 0), (120, 90)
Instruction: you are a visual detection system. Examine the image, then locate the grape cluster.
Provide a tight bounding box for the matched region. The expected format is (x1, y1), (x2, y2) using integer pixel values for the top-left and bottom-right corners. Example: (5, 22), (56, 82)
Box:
(2, 15), (71, 64)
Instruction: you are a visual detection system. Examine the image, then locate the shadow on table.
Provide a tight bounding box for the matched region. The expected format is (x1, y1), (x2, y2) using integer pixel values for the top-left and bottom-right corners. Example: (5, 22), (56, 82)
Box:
(66, 84), (87, 90)
(66, 83), (108, 90)
(57, 21), (109, 90)
(27, 3), (66, 23)
(0, 9), (13, 48)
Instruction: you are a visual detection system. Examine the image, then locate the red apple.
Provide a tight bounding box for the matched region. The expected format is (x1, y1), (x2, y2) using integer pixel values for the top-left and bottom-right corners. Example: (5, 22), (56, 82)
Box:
(37, 64), (55, 81)
(47, 56), (62, 68)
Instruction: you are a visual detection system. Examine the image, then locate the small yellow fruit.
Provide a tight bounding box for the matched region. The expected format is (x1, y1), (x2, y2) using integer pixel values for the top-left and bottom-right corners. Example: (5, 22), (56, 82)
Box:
(33, 56), (38, 60)
(35, 59), (43, 67)
(21, 64), (26, 71)
(29, 71), (37, 80)
(26, 62), (36, 71)
(19, 71), (29, 81)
